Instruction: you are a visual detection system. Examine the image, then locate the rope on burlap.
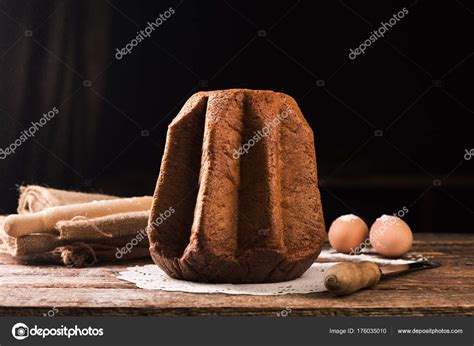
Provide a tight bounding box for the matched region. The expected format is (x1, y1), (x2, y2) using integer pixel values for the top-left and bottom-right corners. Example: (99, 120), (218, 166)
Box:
(54, 242), (98, 267)
(69, 215), (114, 237)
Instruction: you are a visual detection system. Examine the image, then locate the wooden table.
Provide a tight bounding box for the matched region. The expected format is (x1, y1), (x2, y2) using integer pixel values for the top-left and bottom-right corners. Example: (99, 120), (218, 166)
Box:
(0, 233), (472, 316)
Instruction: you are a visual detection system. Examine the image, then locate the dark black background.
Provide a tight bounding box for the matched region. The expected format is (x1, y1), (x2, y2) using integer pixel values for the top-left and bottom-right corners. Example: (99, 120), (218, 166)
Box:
(0, 0), (472, 232)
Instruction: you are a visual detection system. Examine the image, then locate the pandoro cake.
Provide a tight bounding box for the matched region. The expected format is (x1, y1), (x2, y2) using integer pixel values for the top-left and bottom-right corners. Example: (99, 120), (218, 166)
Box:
(147, 89), (325, 283)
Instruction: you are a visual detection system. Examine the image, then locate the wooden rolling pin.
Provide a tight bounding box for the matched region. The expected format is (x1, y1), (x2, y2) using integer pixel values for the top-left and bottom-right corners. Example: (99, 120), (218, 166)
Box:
(324, 262), (381, 296)
(324, 260), (440, 296)
(3, 196), (153, 237)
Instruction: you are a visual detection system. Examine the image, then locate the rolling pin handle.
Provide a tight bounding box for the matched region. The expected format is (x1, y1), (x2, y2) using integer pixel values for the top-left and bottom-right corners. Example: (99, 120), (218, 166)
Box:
(324, 261), (382, 296)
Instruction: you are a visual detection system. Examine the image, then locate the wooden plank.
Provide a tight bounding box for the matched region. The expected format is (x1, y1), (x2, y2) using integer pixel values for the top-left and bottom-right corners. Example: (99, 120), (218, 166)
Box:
(0, 233), (472, 316)
(0, 266), (472, 289)
(0, 287), (472, 316)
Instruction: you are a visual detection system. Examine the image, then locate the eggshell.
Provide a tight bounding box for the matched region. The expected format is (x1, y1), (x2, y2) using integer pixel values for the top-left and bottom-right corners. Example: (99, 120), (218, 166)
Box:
(328, 214), (369, 254)
(370, 215), (413, 258)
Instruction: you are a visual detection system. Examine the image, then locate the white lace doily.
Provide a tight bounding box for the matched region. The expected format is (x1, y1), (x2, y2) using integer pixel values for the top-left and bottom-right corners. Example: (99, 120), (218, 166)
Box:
(117, 250), (416, 295)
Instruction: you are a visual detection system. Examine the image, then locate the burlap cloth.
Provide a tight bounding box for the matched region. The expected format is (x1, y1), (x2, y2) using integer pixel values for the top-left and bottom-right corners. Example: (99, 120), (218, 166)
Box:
(0, 186), (151, 267)
(17, 185), (117, 213)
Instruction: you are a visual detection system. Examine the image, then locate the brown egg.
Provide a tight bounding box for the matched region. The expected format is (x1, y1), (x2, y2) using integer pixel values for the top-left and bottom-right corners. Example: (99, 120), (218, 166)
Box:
(328, 214), (369, 254)
(370, 215), (413, 258)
